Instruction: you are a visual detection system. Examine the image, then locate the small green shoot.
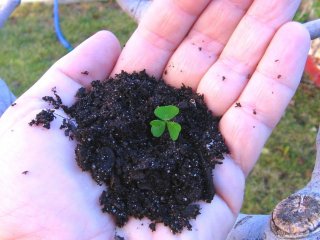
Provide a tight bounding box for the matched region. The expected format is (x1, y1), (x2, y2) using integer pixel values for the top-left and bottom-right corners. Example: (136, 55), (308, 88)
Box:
(150, 105), (181, 141)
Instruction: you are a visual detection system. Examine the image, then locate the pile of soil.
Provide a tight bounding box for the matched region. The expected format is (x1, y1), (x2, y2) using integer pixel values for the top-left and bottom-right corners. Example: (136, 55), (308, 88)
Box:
(30, 70), (229, 233)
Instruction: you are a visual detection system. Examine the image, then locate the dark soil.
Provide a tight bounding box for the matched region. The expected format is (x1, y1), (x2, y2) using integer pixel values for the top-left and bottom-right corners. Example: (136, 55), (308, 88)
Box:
(29, 109), (56, 129)
(29, 70), (229, 233)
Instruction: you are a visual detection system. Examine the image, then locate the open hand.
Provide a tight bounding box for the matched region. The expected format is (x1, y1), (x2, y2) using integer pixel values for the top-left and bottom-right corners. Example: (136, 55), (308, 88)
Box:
(0, 1), (310, 239)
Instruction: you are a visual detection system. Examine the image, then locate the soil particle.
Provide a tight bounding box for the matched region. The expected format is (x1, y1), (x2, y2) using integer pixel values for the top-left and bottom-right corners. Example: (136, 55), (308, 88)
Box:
(149, 222), (156, 232)
(277, 75), (282, 79)
(11, 102), (17, 106)
(222, 76), (226, 81)
(81, 71), (89, 75)
(59, 118), (76, 140)
(235, 102), (242, 108)
(30, 70), (229, 234)
(22, 170), (29, 175)
(29, 109), (56, 129)
(198, 47), (202, 51)
(189, 98), (196, 107)
(42, 87), (63, 109)
(253, 109), (257, 115)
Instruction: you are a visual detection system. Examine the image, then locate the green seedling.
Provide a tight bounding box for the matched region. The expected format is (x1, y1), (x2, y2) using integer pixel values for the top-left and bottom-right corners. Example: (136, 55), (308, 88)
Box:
(150, 105), (182, 141)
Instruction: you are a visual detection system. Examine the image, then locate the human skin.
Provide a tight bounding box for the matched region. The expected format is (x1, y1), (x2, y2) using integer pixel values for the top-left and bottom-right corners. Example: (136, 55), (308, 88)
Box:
(0, 0), (310, 239)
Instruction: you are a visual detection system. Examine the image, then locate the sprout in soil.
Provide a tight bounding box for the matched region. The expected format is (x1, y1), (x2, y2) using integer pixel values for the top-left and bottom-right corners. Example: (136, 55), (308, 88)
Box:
(150, 105), (182, 141)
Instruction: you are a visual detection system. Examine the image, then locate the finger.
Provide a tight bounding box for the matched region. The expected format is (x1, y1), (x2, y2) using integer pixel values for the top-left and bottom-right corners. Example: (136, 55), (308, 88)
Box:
(197, 0), (302, 116)
(164, 0), (254, 90)
(112, 0), (212, 78)
(220, 22), (310, 176)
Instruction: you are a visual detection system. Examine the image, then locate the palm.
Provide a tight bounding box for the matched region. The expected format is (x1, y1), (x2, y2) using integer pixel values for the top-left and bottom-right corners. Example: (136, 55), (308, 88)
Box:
(0, 0), (310, 239)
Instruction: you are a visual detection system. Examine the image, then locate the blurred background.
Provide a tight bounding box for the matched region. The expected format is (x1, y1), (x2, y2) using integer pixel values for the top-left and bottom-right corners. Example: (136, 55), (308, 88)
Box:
(0, 0), (319, 215)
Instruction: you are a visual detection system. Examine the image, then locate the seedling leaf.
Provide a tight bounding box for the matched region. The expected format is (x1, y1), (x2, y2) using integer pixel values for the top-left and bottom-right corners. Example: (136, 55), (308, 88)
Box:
(154, 105), (179, 121)
(150, 120), (166, 137)
(167, 121), (182, 141)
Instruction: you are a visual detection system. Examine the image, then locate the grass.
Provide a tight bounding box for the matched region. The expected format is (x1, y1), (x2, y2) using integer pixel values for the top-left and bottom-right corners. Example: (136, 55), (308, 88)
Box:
(0, 0), (320, 216)
(0, 1), (136, 96)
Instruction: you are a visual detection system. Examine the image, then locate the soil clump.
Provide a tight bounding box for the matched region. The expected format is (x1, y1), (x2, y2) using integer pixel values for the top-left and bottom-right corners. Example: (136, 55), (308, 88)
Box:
(30, 70), (229, 233)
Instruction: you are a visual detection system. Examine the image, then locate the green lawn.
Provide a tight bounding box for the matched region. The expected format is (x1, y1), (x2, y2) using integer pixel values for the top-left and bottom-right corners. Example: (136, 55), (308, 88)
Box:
(0, 1), (136, 96)
(0, 1), (320, 215)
